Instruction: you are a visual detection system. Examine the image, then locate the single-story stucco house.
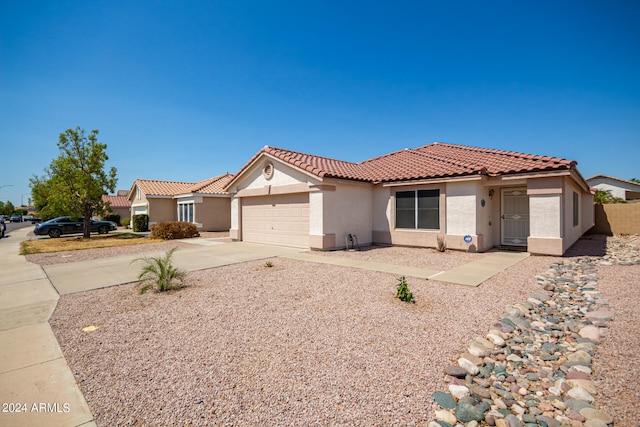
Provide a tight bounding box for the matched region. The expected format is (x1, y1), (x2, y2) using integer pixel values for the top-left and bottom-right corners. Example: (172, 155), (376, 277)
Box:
(102, 190), (131, 222)
(224, 142), (594, 255)
(127, 173), (233, 231)
(586, 174), (640, 201)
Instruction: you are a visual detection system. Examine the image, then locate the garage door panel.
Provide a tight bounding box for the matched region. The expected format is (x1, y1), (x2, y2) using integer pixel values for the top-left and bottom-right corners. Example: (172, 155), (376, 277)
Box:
(241, 194), (309, 248)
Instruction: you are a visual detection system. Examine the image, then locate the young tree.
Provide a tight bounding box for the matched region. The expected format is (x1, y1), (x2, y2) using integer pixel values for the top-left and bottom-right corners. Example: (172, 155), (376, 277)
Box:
(30, 127), (117, 237)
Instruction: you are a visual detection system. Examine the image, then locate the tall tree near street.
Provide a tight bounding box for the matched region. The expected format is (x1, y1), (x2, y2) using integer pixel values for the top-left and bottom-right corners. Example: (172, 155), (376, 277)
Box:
(30, 127), (117, 238)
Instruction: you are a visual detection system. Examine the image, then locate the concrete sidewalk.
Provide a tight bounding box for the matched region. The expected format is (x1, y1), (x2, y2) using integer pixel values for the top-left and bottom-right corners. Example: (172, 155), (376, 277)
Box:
(0, 228), (96, 427)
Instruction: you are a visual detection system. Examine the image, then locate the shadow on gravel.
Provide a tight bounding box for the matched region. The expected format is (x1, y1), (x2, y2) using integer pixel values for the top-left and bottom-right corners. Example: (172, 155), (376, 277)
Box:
(563, 233), (607, 258)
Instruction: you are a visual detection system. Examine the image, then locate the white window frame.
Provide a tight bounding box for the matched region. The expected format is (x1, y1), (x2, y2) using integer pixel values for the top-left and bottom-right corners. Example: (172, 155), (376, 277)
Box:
(178, 201), (195, 223)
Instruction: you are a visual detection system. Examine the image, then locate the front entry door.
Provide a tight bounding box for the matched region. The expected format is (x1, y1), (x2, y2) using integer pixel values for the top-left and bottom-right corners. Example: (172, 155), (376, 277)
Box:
(501, 187), (529, 246)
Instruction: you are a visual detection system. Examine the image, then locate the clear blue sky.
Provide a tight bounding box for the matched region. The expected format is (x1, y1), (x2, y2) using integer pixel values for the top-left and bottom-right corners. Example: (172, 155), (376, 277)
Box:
(1, 1), (638, 206)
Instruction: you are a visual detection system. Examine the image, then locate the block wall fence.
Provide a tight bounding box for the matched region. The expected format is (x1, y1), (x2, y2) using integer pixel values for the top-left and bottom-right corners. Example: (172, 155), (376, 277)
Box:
(591, 202), (640, 235)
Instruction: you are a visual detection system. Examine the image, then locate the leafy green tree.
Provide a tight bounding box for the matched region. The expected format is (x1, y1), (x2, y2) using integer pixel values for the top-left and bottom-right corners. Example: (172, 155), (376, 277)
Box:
(631, 178), (640, 183)
(1, 201), (15, 216)
(30, 127), (117, 237)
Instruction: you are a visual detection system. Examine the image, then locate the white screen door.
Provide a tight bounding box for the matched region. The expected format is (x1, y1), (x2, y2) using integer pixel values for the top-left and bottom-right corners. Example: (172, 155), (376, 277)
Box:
(501, 187), (529, 246)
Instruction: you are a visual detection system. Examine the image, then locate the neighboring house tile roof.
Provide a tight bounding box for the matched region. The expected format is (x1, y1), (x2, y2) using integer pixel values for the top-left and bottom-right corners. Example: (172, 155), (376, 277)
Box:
(185, 173), (234, 194)
(134, 179), (195, 196)
(102, 194), (131, 207)
(231, 142), (578, 185)
(133, 174), (234, 197)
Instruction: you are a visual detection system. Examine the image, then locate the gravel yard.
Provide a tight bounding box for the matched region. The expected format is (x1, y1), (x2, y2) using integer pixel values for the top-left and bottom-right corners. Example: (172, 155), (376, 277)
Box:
(47, 237), (640, 426)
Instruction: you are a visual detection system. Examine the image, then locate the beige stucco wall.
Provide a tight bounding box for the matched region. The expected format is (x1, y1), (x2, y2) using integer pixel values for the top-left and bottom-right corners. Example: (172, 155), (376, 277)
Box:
(240, 157), (315, 190)
(526, 175), (593, 255)
(198, 197), (231, 231)
(320, 181), (373, 249)
(446, 181), (477, 235)
(149, 198), (177, 225)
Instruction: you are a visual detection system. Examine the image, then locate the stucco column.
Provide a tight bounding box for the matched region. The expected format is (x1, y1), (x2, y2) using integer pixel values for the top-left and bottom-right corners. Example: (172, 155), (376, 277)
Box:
(528, 193), (563, 255)
(229, 196), (240, 241)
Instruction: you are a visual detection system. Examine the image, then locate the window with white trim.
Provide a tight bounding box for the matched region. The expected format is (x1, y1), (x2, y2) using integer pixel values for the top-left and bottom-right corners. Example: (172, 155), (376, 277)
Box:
(395, 189), (440, 230)
(178, 202), (194, 223)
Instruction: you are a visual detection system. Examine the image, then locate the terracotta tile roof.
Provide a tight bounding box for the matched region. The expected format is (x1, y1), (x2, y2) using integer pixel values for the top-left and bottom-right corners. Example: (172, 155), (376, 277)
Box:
(134, 179), (195, 196)
(263, 146), (369, 181)
(133, 174), (234, 197)
(231, 142), (577, 185)
(363, 143), (576, 182)
(185, 174), (235, 194)
(102, 195), (131, 207)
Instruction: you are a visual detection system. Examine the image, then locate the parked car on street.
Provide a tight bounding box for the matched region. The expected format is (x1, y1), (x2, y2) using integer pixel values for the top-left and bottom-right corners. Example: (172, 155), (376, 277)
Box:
(34, 216), (118, 238)
(9, 215), (22, 223)
(1, 219), (5, 238)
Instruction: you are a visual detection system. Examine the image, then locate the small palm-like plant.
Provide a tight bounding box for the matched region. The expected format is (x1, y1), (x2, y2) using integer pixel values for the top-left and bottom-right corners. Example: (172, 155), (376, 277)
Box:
(436, 235), (447, 252)
(132, 248), (186, 294)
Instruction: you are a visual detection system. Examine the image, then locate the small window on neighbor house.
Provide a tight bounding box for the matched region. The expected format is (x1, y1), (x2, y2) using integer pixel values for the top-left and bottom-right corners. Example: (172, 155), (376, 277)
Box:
(395, 189), (440, 230)
(573, 192), (579, 227)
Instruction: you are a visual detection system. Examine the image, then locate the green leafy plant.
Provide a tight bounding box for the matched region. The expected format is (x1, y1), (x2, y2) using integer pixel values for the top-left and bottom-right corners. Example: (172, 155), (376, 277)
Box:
(150, 221), (199, 240)
(436, 235), (447, 252)
(132, 248), (185, 294)
(264, 261), (274, 268)
(132, 214), (149, 232)
(396, 276), (414, 303)
(121, 217), (131, 228)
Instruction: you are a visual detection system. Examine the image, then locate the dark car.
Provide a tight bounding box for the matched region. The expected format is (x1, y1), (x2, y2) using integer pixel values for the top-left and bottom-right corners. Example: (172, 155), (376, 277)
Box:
(9, 215), (22, 223)
(34, 216), (118, 238)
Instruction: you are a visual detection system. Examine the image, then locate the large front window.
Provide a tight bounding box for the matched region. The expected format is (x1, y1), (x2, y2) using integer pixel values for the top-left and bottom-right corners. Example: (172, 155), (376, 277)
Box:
(395, 189), (440, 230)
(178, 202), (194, 223)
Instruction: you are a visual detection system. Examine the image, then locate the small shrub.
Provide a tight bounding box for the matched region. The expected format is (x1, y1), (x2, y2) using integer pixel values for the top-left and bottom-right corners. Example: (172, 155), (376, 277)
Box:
(437, 235), (447, 252)
(132, 214), (149, 232)
(122, 217), (131, 228)
(150, 221), (200, 240)
(264, 261), (274, 268)
(396, 276), (414, 303)
(132, 248), (185, 294)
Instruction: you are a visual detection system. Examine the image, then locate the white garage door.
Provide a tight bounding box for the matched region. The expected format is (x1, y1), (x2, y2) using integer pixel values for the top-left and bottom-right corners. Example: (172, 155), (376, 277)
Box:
(132, 205), (148, 216)
(241, 194), (310, 248)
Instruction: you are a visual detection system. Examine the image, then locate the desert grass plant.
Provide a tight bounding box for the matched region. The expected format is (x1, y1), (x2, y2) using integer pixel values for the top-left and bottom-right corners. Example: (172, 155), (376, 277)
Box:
(264, 260), (274, 268)
(436, 235), (447, 252)
(132, 248), (185, 294)
(396, 276), (414, 303)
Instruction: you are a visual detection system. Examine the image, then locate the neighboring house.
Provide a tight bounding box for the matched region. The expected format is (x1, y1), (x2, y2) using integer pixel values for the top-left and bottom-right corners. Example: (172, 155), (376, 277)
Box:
(586, 175), (640, 201)
(102, 191), (132, 221)
(127, 174), (233, 231)
(225, 143), (594, 256)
